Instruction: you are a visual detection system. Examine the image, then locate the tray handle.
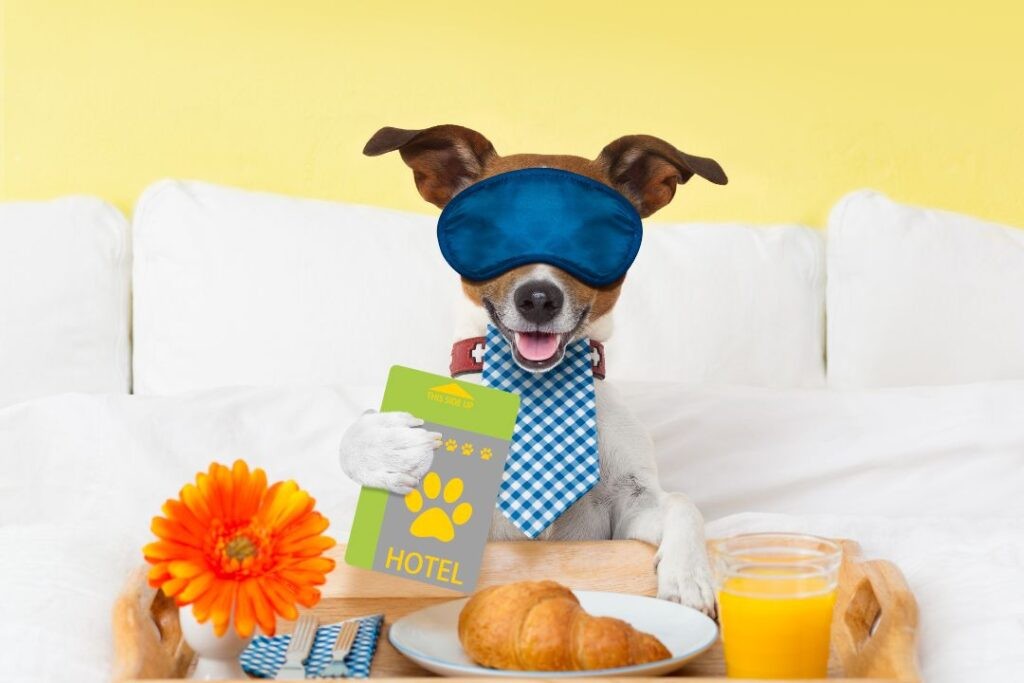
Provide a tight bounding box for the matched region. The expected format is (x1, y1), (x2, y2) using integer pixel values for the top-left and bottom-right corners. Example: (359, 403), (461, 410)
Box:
(111, 566), (194, 682)
(832, 540), (921, 683)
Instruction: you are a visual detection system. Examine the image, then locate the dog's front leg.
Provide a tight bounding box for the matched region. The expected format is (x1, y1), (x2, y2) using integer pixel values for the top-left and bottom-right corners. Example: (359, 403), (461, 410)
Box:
(614, 487), (716, 617)
(338, 410), (441, 493)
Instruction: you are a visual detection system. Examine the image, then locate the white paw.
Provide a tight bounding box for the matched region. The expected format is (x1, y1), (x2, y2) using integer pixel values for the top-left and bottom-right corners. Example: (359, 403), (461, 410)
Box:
(656, 548), (717, 619)
(339, 410), (441, 494)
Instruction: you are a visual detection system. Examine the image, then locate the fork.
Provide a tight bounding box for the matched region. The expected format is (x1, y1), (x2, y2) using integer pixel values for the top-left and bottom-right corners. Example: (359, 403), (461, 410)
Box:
(317, 619), (361, 678)
(275, 613), (318, 680)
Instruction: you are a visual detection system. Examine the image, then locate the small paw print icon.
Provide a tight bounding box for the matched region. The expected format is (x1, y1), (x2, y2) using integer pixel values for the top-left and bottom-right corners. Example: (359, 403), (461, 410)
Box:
(444, 438), (458, 452)
(405, 472), (473, 543)
(479, 447), (493, 461)
(461, 442), (474, 456)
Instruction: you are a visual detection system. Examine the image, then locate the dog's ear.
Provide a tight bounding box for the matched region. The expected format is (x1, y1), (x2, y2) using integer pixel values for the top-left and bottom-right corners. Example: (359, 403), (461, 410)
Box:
(363, 125), (497, 208)
(597, 135), (727, 217)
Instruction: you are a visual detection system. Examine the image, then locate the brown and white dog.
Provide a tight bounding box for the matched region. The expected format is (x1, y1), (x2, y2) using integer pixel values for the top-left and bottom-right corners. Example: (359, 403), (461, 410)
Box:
(339, 124), (727, 615)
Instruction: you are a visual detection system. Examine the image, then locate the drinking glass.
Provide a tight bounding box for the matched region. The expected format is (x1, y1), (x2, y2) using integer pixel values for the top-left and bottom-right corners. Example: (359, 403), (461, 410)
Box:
(710, 533), (842, 679)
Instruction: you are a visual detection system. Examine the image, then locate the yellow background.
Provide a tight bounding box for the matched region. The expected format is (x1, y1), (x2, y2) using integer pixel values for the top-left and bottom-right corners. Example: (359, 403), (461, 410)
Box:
(2, 1), (1022, 226)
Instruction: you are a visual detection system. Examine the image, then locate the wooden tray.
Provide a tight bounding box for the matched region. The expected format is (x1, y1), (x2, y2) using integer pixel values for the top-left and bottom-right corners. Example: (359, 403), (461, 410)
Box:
(112, 540), (920, 683)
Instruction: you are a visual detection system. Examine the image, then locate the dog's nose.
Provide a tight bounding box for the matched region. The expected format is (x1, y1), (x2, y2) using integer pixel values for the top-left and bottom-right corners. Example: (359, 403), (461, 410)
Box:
(514, 280), (564, 324)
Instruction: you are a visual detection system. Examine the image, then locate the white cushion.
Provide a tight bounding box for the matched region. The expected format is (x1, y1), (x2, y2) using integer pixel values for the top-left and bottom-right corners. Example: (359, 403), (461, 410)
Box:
(0, 197), (130, 407)
(827, 190), (1024, 387)
(132, 180), (459, 394)
(0, 523), (139, 683)
(622, 379), (1024, 521)
(133, 180), (825, 392)
(609, 224), (825, 386)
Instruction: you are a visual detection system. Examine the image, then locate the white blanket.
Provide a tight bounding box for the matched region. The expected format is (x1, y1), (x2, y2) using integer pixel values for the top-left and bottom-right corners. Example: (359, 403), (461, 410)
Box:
(2, 381), (1023, 681)
(707, 513), (1024, 683)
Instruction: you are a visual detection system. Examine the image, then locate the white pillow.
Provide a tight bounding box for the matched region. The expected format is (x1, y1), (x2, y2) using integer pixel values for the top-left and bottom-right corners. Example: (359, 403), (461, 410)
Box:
(0, 523), (140, 683)
(134, 181), (825, 392)
(620, 379), (1024, 521)
(132, 180), (460, 394)
(609, 224), (825, 386)
(0, 197), (131, 407)
(827, 190), (1024, 387)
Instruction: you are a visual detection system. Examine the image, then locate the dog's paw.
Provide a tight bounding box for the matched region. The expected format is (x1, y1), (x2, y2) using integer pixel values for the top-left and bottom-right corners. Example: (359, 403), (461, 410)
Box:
(656, 551), (717, 619)
(339, 410), (441, 494)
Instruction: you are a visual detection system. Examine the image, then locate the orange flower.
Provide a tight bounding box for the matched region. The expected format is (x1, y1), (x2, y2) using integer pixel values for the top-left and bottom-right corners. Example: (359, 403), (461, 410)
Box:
(143, 460), (336, 638)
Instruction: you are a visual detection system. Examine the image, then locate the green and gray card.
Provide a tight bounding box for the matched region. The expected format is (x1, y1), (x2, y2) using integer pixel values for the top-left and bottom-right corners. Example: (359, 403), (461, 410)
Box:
(345, 366), (520, 592)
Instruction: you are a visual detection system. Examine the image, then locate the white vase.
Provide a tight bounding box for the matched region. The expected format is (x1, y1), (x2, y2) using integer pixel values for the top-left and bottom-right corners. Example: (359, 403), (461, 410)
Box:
(179, 605), (253, 680)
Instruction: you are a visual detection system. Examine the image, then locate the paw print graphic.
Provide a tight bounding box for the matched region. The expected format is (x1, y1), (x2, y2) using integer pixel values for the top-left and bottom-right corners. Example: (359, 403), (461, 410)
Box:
(479, 447), (493, 461)
(461, 442), (474, 456)
(405, 472), (473, 543)
(444, 438), (458, 452)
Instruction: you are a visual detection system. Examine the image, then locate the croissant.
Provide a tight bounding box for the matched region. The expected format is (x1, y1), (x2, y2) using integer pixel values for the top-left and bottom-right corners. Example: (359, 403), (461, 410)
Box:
(458, 580), (671, 671)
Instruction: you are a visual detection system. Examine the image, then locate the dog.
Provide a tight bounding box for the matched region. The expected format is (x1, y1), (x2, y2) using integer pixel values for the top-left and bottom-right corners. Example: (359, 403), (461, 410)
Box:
(339, 124), (727, 616)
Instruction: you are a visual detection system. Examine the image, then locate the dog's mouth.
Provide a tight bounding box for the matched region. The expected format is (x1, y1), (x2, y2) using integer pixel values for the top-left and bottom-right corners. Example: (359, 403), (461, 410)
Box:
(512, 331), (567, 367)
(483, 299), (586, 372)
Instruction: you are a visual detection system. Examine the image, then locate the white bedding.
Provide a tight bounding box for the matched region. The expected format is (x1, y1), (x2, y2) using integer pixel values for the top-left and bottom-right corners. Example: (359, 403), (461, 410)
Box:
(707, 513), (1024, 682)
(0, 197), (131, 408)
(2, 382), (1022, 681)
(130, 180), (826, 394)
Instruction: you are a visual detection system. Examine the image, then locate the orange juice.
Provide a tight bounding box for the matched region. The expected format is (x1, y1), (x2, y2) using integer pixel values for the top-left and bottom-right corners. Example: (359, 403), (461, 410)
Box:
(719, 574), (836, 678)
(710, 534), (842, 680)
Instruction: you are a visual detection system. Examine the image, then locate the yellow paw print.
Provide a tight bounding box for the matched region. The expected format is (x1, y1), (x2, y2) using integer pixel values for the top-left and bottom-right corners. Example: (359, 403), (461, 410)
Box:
(404, 472), (473, 543)
(444, 438), (458, 452)
(479, 447), (493, 461)
(461, 442), (474, 456)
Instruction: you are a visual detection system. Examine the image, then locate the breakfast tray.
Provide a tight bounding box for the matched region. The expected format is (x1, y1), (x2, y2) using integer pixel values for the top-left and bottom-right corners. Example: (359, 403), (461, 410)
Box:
(112, 539), (920, 682)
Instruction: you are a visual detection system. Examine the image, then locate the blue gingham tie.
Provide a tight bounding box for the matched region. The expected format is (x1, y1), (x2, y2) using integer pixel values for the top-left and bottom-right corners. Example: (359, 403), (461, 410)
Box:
(481, 324), (600, 538)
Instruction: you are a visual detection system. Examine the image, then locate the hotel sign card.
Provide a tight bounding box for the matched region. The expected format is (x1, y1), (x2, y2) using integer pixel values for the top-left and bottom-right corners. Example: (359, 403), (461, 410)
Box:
(346, 366), (520, 592)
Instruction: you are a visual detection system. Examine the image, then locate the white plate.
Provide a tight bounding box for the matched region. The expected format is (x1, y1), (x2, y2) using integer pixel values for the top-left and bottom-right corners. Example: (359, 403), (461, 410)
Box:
(388, 590), (718, 678)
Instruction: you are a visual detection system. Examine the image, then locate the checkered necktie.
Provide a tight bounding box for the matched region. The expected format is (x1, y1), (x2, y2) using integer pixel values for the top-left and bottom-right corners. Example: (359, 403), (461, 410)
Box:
(481, 324), (600, 538)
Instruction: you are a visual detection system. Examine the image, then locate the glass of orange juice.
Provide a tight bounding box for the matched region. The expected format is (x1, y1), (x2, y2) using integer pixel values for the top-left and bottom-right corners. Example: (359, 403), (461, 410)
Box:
(710, 533), (842, 679)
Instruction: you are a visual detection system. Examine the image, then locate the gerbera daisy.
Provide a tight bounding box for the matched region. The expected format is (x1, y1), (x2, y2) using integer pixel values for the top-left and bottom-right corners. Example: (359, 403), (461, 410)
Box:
(143, 460), (336, 637)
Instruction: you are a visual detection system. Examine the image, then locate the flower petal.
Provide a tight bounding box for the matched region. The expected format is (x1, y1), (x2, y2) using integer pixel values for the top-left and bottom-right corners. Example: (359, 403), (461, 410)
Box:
(168, 560), (205, 579)
(259, 481), (306, 527)
(191, 581), (224, 623)
(286, 556), (336, 574)
(247, 580), (277, 636)
(147, 563), (171, 587)
(294, 584), (320, 608)
(277, 533), (335, 557)
(243, 466), (268, 518)
(279, 569), (329, 587)
(180, 482), (212, 524)
(261, 577), (299, 621)
(277, 512), (330, 543)
(234, 578), (256, 638)
(143, 539), (204, 562)
(151, 517), (201, 547)
(177, 571), (216, 604)
(160, 577), (189, 598)
(197, 470), (223, 521)
(162, 498), (207, 539)
(210, 581), (237, 637)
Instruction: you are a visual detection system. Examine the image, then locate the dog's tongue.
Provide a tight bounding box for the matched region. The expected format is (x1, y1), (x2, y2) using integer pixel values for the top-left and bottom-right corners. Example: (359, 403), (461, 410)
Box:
(514, 332), (561, 361)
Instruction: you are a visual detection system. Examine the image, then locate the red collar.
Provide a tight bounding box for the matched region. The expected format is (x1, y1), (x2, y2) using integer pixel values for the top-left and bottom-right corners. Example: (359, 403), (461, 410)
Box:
(450, 336), (606, 380)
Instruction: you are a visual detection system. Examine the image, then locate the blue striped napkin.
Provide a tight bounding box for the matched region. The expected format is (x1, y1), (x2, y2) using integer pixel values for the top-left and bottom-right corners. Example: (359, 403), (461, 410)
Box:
(240, 614), (383, 679)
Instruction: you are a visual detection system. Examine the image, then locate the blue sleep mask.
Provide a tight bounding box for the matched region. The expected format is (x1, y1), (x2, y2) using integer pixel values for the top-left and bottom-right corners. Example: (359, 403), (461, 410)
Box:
(437, 168), (642, 286)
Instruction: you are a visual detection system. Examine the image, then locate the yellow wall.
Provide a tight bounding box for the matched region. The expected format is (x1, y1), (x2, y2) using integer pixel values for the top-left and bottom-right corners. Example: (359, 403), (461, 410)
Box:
(2, 1), (1023, 227)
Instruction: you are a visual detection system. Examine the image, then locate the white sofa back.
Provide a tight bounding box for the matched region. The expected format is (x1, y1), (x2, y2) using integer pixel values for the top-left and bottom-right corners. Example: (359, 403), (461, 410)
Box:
(131, 180), (826, 393)
(131, 180), (461, 393)
(827, 190), (1024, 387)
(5, 182), (1024, 402)
(611, 224), (824, 386)
(0, 197), (131, 408)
